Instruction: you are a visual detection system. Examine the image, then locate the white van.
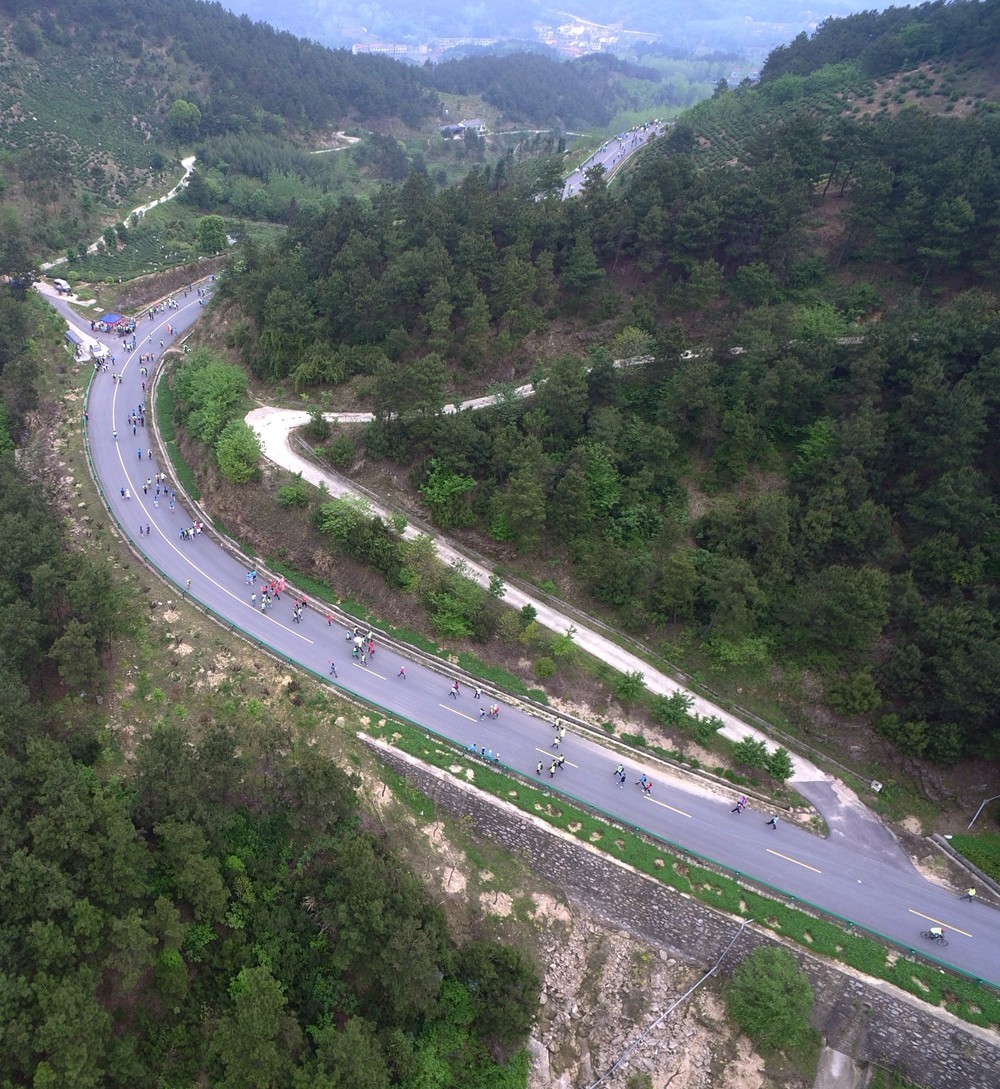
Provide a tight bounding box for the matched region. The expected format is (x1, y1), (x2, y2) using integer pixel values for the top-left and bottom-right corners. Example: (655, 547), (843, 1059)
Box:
(53, 278), (71, 294)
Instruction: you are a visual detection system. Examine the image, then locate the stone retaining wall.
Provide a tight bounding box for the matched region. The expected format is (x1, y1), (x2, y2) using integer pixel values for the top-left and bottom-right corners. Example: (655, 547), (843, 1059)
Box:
(366, 738), (1000, 1089)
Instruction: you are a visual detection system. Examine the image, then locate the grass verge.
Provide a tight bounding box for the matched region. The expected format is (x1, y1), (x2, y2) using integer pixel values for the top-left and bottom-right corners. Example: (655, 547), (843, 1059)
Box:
(155, 374), (200, 500)
(949, 833), (1000, 883)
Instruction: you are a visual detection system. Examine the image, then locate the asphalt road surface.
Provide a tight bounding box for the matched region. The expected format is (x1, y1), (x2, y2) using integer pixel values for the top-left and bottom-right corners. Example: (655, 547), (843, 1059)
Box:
(562, 121), (670, 198)
(42, 285), (1000, 991)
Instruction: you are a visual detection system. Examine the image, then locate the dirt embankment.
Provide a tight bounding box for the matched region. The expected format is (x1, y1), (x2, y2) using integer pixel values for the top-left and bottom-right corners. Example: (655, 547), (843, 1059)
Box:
(111, 256), (228, 314)
(409, 811), (777, 1089)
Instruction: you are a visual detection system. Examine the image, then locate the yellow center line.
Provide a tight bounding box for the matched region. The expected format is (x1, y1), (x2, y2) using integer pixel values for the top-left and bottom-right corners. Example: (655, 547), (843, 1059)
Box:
(534, 748), (578, 767)
(353, 662), (386, 680)
(907, 908), (972, 938)
(644, 795), (692, 819)
(766, 848), (822, 874)
(439, 703), (478, 722)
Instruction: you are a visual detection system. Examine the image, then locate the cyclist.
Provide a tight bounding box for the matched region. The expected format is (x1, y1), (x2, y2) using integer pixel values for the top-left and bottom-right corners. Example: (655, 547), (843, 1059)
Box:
(929, 926), (946, 941)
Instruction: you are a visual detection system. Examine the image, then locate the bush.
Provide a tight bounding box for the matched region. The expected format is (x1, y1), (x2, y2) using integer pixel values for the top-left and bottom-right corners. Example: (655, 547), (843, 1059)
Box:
(690, 713), (725, 744)
(534, 657), (557, 679)
(326, 433), (355, 467)
(276, 476), (309, 508)
(616, 670), (647, 703)
(726, 947), (814, 1051)
(316, 498), (405, 586)
(767, 747), (794, 782)
(305, 408), (330, 441)
(173, 350), (249, 446)
(828, 671), (881, 715)
(453, 941), (540, 1049)
(215, 420), (262, 483)
(651, 689), (694, 727)
(732, 736), (769, 770)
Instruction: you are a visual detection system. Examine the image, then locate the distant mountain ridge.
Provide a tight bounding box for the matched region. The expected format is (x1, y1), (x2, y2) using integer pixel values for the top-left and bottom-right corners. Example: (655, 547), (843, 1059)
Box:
(216, 0), (892, 54)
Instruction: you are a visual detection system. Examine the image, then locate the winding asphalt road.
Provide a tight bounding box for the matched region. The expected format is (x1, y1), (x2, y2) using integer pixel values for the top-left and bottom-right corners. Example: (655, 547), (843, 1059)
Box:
(34, 140), (1000, 988)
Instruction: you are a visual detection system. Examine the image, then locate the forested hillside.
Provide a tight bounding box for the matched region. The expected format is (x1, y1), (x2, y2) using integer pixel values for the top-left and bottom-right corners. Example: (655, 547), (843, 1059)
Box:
(0, 0), (688, 267)
(761, 0), (1000, 80)
(0, 0), (434, 130)
(226, 0), (1000, 765)
(212, 0), (883, 55)
(0, 0), (438, 256)
(0, 286), (539, 1086)
(425, 52), (665, 129)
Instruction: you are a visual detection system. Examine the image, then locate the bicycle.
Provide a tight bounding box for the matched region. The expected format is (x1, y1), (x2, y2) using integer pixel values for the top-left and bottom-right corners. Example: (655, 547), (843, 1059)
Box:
(920, 929), (949, 947)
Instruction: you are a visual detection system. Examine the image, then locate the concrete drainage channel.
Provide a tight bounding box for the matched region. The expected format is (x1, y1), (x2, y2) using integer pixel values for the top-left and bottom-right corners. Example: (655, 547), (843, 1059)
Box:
(814, 1048), (866, 1089)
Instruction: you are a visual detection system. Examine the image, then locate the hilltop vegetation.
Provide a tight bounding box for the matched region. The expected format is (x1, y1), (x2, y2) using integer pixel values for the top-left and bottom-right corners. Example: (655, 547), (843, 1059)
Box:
(761, 0), (1000, 81)
(221, 0), (1000, 766)
(425, 52), (665, 129)
(0, 0), (700, 270)
(0, 0), (435, 258)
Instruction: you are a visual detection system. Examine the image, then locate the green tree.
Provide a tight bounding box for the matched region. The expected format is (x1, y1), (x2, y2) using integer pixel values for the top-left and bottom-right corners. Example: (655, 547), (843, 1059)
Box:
(154, 819), (229, 922)
(454, 940), (540, 1050)
(48, 617), (101, 691)
(549, 455), (593, 544)
(167, 99), (202, 143)
(732, 736), (769, 770)
(650, 548), (699, 625)
(766, 747), (794, 782)
(419, 458), (476, 529)
(534, 353), (588, 448)
(732, 261), (783, 307)
(197, 214), (228, 254)
(561, 229), (603, 297)
(211, 966), (301, 1089)
(651, 689), (695, 727)
(173, 350), (248, 445)
(827, 671), (881, 715)
(215, 420), (262, 483)
(616, 670), (647, 703)
(726, 947), (814, 1051)
(697, 553), (762, 640)
(301, 1017), (392, 1089)
(782, 565), (889, 660)
(497, 438), (549, 551)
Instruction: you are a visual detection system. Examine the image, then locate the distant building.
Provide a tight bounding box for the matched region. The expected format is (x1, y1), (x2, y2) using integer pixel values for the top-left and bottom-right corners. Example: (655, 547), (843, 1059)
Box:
(351, 42), (427, 57)
(439, 118), (488, 139)
(432, 37), (498, 49)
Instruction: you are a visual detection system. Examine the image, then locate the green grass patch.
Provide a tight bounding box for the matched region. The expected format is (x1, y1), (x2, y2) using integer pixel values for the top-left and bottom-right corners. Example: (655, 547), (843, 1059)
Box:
(456, 652), (547, 704)
(383, 624), (441, 656)
(155, 378), (200, 500)
(70, 219), (197, 282)
(379, 763), (437, 822)
(948, 832), (1000, 883)
(372, 716), (1000, 1031)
